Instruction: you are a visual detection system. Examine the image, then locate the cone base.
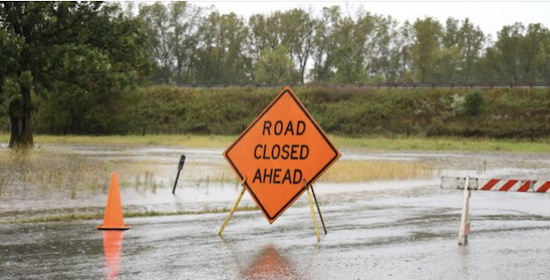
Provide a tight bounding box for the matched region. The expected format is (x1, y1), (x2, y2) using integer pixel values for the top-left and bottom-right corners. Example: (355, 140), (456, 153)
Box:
(97, 225), (131, 231)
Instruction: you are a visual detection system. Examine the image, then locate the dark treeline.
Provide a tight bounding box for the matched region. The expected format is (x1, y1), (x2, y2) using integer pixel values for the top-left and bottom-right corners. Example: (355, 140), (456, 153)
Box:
(134, 2), (550, 85)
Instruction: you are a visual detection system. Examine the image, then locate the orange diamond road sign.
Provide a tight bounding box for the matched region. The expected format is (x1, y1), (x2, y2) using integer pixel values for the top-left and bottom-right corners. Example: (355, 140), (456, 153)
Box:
(224, 86), (341, 224)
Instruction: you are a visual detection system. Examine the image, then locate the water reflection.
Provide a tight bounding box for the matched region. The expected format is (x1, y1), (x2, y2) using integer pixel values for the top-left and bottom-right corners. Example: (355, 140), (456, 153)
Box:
(458, 245), (471, 280)
(102, 231), (124, 280)
(243, 245), (299, 280)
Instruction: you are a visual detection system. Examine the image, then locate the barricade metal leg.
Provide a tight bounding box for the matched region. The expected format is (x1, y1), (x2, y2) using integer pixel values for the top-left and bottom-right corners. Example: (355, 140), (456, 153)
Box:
(458, 176), (471, 245)
(218, 177), (246, 237)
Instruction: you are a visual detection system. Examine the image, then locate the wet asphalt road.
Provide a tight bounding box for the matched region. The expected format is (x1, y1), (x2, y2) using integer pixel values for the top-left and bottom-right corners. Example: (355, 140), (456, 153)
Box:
(3, 183), (550, 280)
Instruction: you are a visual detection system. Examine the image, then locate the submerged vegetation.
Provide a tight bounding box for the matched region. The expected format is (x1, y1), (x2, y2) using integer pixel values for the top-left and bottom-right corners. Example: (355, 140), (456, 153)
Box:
(319, 161), (433, 183)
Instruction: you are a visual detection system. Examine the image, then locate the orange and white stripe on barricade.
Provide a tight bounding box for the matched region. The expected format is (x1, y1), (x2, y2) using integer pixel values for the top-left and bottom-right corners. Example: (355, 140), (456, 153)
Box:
(441, 177), (550, 193)
(440, 176), (550, 246)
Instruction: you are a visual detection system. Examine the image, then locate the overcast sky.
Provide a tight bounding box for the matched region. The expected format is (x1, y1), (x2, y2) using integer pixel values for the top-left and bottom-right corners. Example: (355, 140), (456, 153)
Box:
(190, 1), (550, 40)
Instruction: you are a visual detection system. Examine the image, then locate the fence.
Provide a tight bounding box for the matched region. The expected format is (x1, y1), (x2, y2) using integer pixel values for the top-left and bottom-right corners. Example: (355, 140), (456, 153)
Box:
(175, 82), (550, 89)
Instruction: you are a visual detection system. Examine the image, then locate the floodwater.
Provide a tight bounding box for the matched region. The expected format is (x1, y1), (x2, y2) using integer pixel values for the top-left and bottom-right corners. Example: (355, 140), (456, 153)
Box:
(2, 144), (550, 279)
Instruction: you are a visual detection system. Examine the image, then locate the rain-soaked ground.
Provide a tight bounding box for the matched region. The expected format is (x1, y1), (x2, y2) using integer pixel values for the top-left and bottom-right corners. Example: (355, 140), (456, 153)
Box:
(2, 144), (550, 279)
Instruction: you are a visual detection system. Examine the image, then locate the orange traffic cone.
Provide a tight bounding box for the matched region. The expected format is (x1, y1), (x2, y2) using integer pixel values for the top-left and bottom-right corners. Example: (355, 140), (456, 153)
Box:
(98, 173), (131, 230)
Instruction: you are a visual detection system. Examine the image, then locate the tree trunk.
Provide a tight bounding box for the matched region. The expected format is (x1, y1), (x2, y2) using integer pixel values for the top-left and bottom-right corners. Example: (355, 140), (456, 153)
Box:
(8, 86), (33, 148)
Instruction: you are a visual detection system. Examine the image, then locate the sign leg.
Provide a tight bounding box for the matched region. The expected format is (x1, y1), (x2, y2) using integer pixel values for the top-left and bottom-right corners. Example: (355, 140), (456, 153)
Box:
(458, 176), (471, 245)
(307, 187), (321, 242)
(310, 186), (327, 235)
(219, 177), (246, 237)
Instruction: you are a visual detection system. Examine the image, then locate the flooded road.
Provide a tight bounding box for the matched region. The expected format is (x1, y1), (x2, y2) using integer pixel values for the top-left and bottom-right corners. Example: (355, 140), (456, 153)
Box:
(2, 145), (550, 279)
(3, 188), (550, 279)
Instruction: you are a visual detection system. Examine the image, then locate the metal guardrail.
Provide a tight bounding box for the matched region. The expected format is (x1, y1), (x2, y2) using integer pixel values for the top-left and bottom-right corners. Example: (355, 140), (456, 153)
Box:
(175, 82), (550, 89)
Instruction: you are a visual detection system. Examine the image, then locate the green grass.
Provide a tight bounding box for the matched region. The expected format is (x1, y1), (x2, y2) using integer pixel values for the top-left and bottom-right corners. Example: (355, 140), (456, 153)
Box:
(2, 134), (550, 152)
(3, 206), (259, 224)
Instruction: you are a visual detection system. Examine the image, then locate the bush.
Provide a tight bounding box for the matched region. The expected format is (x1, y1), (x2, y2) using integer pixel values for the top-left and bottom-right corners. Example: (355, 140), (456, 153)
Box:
(31, 85), (550, 140)
(463, 91), (485, 116)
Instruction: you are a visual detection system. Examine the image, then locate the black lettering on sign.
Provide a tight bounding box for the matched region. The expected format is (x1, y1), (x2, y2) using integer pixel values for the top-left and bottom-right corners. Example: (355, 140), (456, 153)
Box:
(261, 145), (270, 159)
(263, 121), (271, 135)
(274, 121), (283, 135)
(281, 145), (290, 159)
(263, 168), (273, 183)
(253, 168), (262, 183)
(254, 145), (262, 159)
(253, 168), (304, 184)
(255, 120), (309, 186)
(282, 169), (292, 184)
(293, 169), (302, 183)
(272, 144), (280, 159)
(290, 145), (299, 160)
(300, 145), (309, 159)
(284, 122), (294, 135)
(297, 121), (306, 135)
(273, 168), (281, 184)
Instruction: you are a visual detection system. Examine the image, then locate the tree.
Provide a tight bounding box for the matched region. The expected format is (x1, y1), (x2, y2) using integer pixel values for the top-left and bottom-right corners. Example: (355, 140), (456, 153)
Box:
(0, 28), (23, 132)
(139, 2), (172, 84)
(310, 6), (339, 82)
(411, 17), (442, 83)
(254, 44), (298, 85)
(278, 8), (315, 84)
(195, 11), (252, 84)
(0, 2), (152, 147)
(457, 18), (485, 82)
(139, 2), (203, 84)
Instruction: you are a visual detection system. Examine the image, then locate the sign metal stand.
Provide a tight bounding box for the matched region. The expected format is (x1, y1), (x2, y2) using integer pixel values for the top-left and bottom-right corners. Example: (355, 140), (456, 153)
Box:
(306, 183), (321, 242)
(310, 185), (327, 234)
(219, 177), (247, 237)
(218, 177), (328, 241)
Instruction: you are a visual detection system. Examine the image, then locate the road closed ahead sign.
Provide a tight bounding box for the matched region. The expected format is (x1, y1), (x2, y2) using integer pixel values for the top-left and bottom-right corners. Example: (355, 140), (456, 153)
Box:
(224, 86), (341, 224)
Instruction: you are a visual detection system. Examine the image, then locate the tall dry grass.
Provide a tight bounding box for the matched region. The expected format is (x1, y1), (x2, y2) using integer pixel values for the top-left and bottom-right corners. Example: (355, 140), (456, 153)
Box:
(319, 160), (433, 183)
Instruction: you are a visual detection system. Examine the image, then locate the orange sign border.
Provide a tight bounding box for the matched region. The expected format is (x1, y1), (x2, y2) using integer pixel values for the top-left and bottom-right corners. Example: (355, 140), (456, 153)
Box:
(223, 86), (341, 223)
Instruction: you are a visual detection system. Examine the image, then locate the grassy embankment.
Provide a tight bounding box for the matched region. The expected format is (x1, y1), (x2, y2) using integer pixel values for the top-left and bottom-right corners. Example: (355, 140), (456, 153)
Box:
(2, 133), (550, 152)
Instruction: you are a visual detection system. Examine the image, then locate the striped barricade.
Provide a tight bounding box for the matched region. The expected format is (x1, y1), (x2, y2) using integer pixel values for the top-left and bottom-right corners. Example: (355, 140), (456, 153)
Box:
(441, 176), (550, 246)
(441, 177), (550, 193)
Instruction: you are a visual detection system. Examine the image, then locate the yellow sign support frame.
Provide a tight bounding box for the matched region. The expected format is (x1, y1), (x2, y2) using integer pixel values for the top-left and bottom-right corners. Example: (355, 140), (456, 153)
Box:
(218, 178), (328, 242)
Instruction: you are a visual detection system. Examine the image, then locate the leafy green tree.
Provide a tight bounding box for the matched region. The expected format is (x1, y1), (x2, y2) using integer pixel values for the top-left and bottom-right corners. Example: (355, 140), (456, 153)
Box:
(195, 12), (251, 84)
(169, 2), (203, 84)
(411, 17), (442, 83)
(138, 2), (203, 84)
(457, 18), (485, 82)
(0, 28), (23, 132)
(254, 44), (298, 85)
(483, 23), (550, 82)
(248, 13), (281, 61)
(0, 2), (152, 147)
(139, 3), (172, 84)
(310, 6), (339, 82)
(278, 8), (316, 84)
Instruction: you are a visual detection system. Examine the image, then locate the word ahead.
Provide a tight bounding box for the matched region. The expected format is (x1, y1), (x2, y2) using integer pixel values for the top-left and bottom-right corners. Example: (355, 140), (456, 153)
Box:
(224, 86), (341, 224)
